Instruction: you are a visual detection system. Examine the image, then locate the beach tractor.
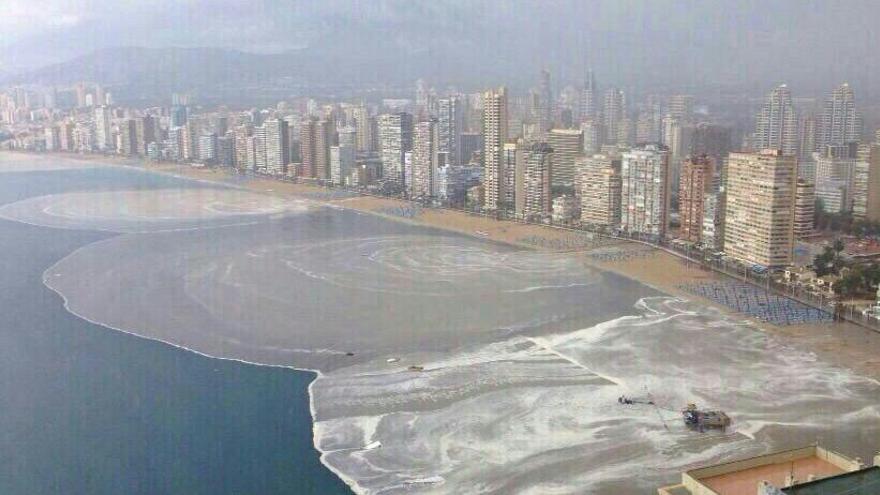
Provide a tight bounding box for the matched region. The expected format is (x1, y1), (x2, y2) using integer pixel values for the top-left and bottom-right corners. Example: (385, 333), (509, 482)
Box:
(682, 403), (730, 432)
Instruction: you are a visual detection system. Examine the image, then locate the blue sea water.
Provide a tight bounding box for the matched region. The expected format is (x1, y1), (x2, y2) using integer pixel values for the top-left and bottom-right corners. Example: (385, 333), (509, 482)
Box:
(0, 165), (351, 494)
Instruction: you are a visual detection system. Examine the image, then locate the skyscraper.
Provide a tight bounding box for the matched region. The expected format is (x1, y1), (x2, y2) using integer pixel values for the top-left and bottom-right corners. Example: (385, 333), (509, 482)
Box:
(678, 155), (713, 242)
(579, 69), (597, 122)
(263, 118), (290, 175)
(118, 119), (137, 156)
(817, 83), (862, 152)
(353, 105), (374, 153)
(481, 87), (508, 211)
(814, 143), (857, 211)
(620, 144), (670, 236)
(667, 95), (695, 122)
(233, 124), (253, 170)
(794, 179), (816, 239)
(516, 142), (553, 220)
(377, 112), (414, 187)
(329, 127), (356, 186)
(602, 88), (626, 145)
(198, 133), (218, 163)
(852, 144), (880, 221)
(300, 118), (332, 179)
(537, 69), (554, 134)
(753, 84), (798, 156)
(437, 96), (463, 165)
(94, 106), (111, 151)
(578, 154), (621, 227)
(499, 141), (520, 212)
(548, 128), (584, 187)
(724, 150), (797, 267)
(411, 119), (440, 199)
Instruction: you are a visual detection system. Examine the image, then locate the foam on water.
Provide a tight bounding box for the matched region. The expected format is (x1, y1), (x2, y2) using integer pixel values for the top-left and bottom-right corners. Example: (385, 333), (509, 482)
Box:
(311, 297), (880, 494)
(0, 188), (311, 232)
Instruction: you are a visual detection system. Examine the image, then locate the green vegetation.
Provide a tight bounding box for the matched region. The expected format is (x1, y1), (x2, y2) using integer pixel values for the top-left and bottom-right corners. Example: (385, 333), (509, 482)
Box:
(835, 264), (880, 298)
(813, 238), (846, 277)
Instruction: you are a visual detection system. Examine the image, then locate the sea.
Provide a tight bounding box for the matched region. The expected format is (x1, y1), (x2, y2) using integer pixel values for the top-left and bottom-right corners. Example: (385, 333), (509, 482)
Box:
(0, 162), (351, 494)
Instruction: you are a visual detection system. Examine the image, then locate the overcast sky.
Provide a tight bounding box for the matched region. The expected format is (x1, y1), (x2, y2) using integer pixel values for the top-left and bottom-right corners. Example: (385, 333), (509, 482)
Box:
(3, 0), (880, 93)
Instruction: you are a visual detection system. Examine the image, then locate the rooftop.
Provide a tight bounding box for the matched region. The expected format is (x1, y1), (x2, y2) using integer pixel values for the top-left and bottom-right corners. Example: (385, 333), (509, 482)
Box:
(658, 445), (867, 495)
(782, 466), (880, 495)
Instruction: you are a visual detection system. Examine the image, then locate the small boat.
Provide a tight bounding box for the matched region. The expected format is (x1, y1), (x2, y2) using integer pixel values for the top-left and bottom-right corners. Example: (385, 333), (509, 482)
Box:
(407, 365), (425, 372)
(682, 403), (730, 430)
(363, 441), (382, 450)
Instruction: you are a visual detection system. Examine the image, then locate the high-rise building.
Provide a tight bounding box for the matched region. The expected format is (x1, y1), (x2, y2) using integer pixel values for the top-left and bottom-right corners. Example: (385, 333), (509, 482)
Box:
(253, 125), (268, 171)
(94, 106), (112, 151)
(300, 119), (333, 179)
(579, 69), (597, 122)
(263, 118), (290, 175)
(482, 87), (508, 210)
(537, 69), (554, 134)
(602, 88), (626, 145)
(437, 96), (463, 166)
(411, 119), (440, 199)
(170, 105), (188, 128)
(516, 142), (553, 220)
(794, 179), (815, 238)
(817, 83), (862, 152)
(798, 114), (818, 164)
(620, 144), (670, 236)
(753, 84), (798, 156)
(135, 115), (156, 155)
(580, 119), (604, 155)
(353, 105), (374, 153)
(578, 154), (621, 227)
(667, 95), (695, 122)
(378, 112), (413, 187)
(702, 192), (723, 251)
(329, 126), (357, 185)
(498, 141), (520, 213)
(548, 128), (584, 187)
(814, 143), (857, 211)
(679, 155), (714, 242)
(118, 119), (137, 156)
(233, 124), (253, 169)
(217, 134), (235, 167)
(723, 150), (797, 267)
(852, 144), (880, 221)
(198, 133), (218, 163)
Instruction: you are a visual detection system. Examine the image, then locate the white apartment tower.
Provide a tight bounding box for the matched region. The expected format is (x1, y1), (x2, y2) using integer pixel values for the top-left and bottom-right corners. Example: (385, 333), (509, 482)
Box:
(753, 84), (798, 156)
(482, 87), (509, 210)
(94, 106), (112, 151)
(516, 142), (553, 220)
(724, 150), (797, 267)
(578, 154), (621, 227)
(620, 144), (670, 236)
(378, 112), (414, 187)
(818, 83), (862, 152)
(411, 119), (440, 199)
(437, 96), (463, 165)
